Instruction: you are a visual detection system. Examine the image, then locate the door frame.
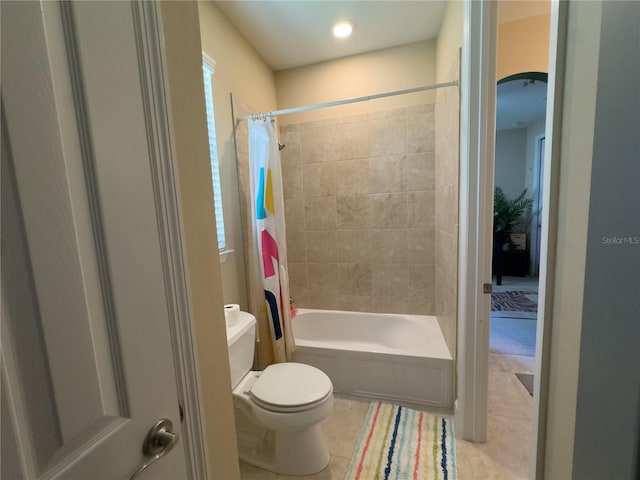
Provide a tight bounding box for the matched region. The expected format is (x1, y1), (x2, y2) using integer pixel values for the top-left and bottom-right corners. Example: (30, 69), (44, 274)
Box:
(457, 0), (498, 443)
(459, 0), (569, 477)
(130, 2), (209, 478)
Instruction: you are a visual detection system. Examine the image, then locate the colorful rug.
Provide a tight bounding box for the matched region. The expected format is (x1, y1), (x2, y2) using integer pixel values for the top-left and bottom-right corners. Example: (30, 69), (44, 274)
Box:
(491, 291), (538, 312)
(345, 401), (456, 480)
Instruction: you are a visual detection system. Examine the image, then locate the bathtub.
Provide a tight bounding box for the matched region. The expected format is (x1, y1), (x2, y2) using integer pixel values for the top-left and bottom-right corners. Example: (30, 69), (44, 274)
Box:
(292, 309), (453, 411)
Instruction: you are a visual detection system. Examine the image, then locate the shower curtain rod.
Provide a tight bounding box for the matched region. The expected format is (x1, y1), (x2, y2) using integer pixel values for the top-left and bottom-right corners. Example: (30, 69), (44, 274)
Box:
(238, 80), (459, 121)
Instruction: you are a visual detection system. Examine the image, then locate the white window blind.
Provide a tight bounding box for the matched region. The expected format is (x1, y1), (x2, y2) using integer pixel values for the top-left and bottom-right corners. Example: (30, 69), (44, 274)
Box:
(202, 59), (226, 251)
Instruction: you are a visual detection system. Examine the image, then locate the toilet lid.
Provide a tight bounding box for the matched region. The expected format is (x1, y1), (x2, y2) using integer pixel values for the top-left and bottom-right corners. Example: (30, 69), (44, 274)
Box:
(250, 363), (332, 409)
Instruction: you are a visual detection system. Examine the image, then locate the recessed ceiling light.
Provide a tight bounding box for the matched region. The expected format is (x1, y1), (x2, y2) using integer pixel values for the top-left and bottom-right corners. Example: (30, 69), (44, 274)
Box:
(333, 20), (355, 39)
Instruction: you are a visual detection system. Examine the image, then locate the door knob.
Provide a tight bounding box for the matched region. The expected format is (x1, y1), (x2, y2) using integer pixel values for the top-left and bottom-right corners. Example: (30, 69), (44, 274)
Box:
(129, 418), (179, 480)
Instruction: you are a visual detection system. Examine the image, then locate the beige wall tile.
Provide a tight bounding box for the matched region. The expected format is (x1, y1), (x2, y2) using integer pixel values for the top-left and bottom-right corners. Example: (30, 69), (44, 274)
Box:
(337, 195), (371, 229)
(434, 67), (459, 364)
(369, 155), (407, 193)
(304, 293), (340, 310)
(334, 159), (369, 195)
(370, 229), (408, 263)
(368, 116), (407, 157)
(407, 191), (435, 228)
(371, 296), (408, 314)
(286, 229), (306, 263)
(435, 267), (457, 357)
(336, 122), (369, 160)
(303, 163), (336, 197)
(299, 126), (339, 164)
(408, 112), (435, 154)
(307, 263), (338, 296)
(434, 140), (459, 190)
(435, 184), (458, 235)
(444, 183), (459, 234)
(279, 130), (301, 168)
(407, 153), (435, 191)
(367, 107), (407, 120)
(407, 296), (434, 315)
(305, 197), (337, 230)
(370, 193), (407, 229)
(282, 165), (302, 199)
(408, 227), (436, 264)
(372, 263), (408, 297)
(337, 295), (372, 312)
(288, 262), (307, 303)
(281, 103), (442, 319)
(337, 230), (371, 263)
(407, 103), (435, 115)
(306, 231), (337, 263)
(338, 263), (372, 296)
(284, 198), (304, 230)
(436, 229), (458, 282)
(288, 262), (308, 289)
(408, 264), (435, 298)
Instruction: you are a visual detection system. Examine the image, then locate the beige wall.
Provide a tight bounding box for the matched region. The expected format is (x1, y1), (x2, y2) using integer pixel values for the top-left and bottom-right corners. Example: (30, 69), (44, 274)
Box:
(434, 56), (460, 361)
(275, 40), (437, 125)
(160, 3), (240, 479)
(280, 105), (437, 315)
(497, 13), (551, 80)
(198, 1), (278, 309)
(436, 0), (463, 84)
(433, 0), (462, 362)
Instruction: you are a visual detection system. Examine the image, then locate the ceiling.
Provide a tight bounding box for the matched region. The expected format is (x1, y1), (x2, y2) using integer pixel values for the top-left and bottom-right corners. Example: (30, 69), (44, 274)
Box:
(214, 1), (447, 71)
(213, 1), (547, 127)
(496, 78), (547, 131)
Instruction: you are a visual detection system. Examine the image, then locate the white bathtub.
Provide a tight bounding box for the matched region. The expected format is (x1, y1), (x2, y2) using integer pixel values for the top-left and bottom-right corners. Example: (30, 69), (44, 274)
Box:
(292, 309), (453, 411)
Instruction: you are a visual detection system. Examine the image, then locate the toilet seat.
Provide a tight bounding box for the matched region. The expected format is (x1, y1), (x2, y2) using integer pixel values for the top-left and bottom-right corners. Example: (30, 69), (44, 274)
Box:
(250, 363), (333, 413)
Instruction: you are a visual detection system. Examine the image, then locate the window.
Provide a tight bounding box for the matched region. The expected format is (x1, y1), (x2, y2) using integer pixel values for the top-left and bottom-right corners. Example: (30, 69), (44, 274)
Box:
(202, 56), (227, 253)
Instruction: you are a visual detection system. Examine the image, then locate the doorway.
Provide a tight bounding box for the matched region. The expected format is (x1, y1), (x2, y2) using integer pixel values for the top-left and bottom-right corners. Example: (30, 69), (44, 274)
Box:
(488, 72), (547, 473)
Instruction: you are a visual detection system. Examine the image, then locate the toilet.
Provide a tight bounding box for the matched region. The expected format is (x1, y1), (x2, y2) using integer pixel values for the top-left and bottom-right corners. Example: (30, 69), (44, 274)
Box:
(226, 311), (334, 475)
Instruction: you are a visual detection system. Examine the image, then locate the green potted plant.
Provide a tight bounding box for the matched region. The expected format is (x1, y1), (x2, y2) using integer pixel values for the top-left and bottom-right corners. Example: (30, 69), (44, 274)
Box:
(493, 187), (533, 284)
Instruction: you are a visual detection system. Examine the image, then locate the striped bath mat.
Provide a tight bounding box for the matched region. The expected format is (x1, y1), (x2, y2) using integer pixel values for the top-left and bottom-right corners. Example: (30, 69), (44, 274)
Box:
(345, 401), (456, 480)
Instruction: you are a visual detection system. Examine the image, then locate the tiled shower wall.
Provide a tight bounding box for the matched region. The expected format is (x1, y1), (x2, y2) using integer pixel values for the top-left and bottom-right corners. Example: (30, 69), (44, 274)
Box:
(434, 60), (460, 357)
(279, 105), (436, 314)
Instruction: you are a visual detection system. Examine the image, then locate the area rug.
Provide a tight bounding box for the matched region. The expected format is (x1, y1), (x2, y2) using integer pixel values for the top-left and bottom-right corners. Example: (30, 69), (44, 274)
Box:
(491, 291), (538, 312)
(344, 401), (457, 480)
(516, 373), (534, 397)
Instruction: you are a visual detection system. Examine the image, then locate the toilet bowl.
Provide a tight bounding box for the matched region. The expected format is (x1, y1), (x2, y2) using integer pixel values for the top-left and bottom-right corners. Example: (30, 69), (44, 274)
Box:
(226, 312), (334, 475)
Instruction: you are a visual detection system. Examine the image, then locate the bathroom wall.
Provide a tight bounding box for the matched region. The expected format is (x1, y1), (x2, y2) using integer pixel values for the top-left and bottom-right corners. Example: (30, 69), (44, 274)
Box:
(275, 40), (437, 125)
(281, 104), (437, 314)
(435, 0), (463, 84)
(495, 128), (528, 200)
(524, 116), (546, 198)
(161, 3), (240, 478)
(198, 1), (278, 309)
(497, 1), (551, 80)
(434, 56), (460, 359)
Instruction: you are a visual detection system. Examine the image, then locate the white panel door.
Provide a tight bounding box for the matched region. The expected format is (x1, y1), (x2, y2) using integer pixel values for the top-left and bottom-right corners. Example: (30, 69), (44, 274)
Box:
(2, 1), (193, 478)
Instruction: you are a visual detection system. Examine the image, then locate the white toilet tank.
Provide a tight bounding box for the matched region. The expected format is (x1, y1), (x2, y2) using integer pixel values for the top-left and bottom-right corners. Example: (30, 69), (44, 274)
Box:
(226, 311), (256, 389)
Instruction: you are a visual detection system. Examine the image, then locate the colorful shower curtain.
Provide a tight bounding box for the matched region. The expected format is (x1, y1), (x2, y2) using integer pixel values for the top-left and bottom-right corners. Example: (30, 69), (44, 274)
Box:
(248, 118), (294, 363)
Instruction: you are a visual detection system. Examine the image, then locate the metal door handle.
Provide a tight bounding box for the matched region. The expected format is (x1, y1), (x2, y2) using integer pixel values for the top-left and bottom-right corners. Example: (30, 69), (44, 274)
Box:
(129, 418), (179, 480)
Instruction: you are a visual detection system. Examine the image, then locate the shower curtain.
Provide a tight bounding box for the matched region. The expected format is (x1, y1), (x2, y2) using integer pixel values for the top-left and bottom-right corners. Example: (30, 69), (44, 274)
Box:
(248, 118), (294, 363)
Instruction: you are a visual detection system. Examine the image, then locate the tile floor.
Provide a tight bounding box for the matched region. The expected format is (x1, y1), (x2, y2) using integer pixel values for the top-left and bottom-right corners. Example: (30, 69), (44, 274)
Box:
(240, 352), (534, 480)
(240, 276), (538, 479)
